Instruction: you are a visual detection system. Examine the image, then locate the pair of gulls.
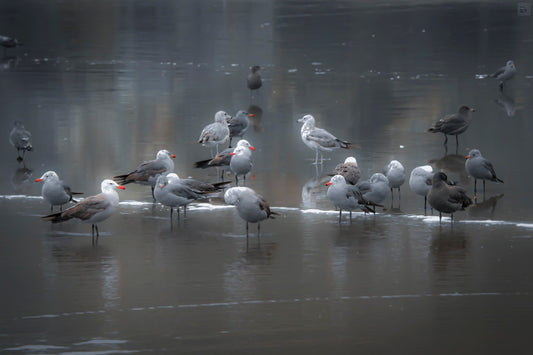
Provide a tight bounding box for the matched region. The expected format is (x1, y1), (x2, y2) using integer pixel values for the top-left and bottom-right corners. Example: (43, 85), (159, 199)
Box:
(197, 110), (254, 153)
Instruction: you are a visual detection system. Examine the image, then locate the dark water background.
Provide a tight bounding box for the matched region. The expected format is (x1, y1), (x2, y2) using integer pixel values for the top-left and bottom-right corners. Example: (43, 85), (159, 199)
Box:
(1, 1), (533, 354)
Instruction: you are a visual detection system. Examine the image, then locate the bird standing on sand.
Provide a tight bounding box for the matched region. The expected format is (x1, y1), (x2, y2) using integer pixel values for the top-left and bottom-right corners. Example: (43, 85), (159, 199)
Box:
(298, 114), (356, 165)
(427, 105), (475, 150)
(198, 111), (231, 155)
(427, 172), (472, 222)
(224, 186), (276, 238)
(247, 65), (263, 94)
(490, 60), (516, 91)
(326, 175), (376, 223)
(35, 171), (83, 212)
(113, 149), (175, 199)
(9, 121), (32, 160)
(465, 149), (504, 196)
(42, 179), (125, 240)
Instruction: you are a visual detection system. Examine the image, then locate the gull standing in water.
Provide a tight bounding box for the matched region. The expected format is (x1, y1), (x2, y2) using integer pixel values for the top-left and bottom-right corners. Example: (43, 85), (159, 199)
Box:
(247, 65), (263, 94)
(298, 114), (356, 165)
(356, 173), (390, 206)
(230, 139), (255, 185)
(427, 105), (475, 151)
(224, 186), (277, 238)
(227, 110), (252, 147)
(113, 149), (175, 199)
(427, 172), (472, 223)
(42, 179), (125, 241)
(409, 165), (434, 213)
(465, 149), (504, 197)
(35, 171), (83, 212)
(198, 110), (231, 155)
(384, 160), (405, 202)
(154, 174), (205, 220)
(490, 60), (516, 91)
(326, 175), (377, 223)
(9, 121), (32, 160)
(330, 156), (361, 185)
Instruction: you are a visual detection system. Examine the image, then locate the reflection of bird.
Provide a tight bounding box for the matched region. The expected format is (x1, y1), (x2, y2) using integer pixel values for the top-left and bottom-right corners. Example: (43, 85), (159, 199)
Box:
(224, 186), (277, 238)
(409, 165), (434, 212)
(326, 175), (376, 222)
(0, 56), (20, 71)
(493, 92), (515, 117)
(427, 172), (472, 222)
(113, 149), (175, 199)
(467, 193), (504, 217)
(11, 162), (33, 194)
(490, 60), (516, 91)
(230, 140), (255, 185)
(9, 121), (33, 161)
(298, 114), (357, 165)
(465, 149), (503, 196)
(356, 173), (389, 206)
(428, 154), (469, 185)
(198, 111), (231, 155)
(384, 160), (405, 201)
(301, 175), (330, 210)
(228, 110), (252, 147)
(247, 105), (263, 133)
(330, 156), (361, 185)
(427, 106), (475, 151)
(247, 65), (263, 93)
(42, 179), (125, 240)
(35, 171), (83, 212)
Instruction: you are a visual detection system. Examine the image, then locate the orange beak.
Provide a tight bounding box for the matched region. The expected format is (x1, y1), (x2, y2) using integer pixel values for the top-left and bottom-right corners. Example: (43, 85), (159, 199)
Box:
(230, 152), (235, 156)
(171, 154), (176, 158)
(35, 178), (42, 182)
(249, 113), (254, 117)
(249, 146), (255, 151)
(466, 155), (470, 159)
(117, 185), (125, 190)
(326, 182), (332, 186)
(160, 184), (164, 188)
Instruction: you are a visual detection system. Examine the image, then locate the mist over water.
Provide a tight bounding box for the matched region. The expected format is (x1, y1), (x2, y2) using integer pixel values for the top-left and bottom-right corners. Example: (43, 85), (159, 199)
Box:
(1, 1), (533, 353)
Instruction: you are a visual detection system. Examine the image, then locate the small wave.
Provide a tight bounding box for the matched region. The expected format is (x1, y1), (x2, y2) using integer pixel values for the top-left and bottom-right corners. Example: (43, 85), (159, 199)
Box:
(73, 339), (128, 346)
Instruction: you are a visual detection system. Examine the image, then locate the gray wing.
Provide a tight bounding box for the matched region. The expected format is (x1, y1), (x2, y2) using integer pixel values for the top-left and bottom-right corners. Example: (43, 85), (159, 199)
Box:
(306, 127), (339, 148)
(61, 194), (110, 221)
(490, 66), (505, 78)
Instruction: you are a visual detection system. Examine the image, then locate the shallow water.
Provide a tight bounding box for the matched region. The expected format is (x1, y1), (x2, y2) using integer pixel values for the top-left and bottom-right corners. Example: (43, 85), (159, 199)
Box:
(1, 1), (533, 354)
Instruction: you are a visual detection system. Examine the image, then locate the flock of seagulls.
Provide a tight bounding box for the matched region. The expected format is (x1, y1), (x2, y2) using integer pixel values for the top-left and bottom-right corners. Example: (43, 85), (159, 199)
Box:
(7, 52), (513, 241)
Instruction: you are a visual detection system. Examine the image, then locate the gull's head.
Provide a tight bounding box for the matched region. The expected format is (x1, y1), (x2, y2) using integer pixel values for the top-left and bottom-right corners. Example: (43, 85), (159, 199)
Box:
(102, 179), (125, 192)
(344, 156), (358, 166)
(326, 174), (346, 186)
(157, 149), (175, 160)
(35, 170), (59, 183)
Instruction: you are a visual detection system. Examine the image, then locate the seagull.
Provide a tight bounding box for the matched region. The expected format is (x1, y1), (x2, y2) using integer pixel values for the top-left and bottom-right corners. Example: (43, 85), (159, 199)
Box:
(427, 106), (475, 150)
(228, 110), (252, 147)
(9, 121), (32, 160)
(297, 114), (357, 165)
(113, 149), (175, 199)
(409, 165), (434, 213)
(427, 172), (472, 223)
(490, 60), (516, 91)
(384, 160), (406, 202)
(198, 111), (231, 155)
(35, 171), (83, 212)
(326, 175), (377, 222)
(154, 174), (205, 220)
(465, 149), (504, 196)
(224, 186), (277, 238)
(356, 173), (390, 206)
(247, 65), (263, 93)
(329, 156), (361, 185)
(42, 179), (125, 240)
(230, 140), (255, 185)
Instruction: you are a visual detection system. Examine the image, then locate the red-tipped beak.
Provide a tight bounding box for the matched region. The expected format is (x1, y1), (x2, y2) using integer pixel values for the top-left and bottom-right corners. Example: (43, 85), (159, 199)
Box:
(249, 113), (254, 117)
(326, 182), (332, 186)
(117, 185), (125, 190)
(466, 155), (470, 159)
(249, 146), (255, 151)
(171, 154), (176, 158)
(230, 152), (235, 156)
(160, 184), (164, 188)
(35, 178), (42, 182)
